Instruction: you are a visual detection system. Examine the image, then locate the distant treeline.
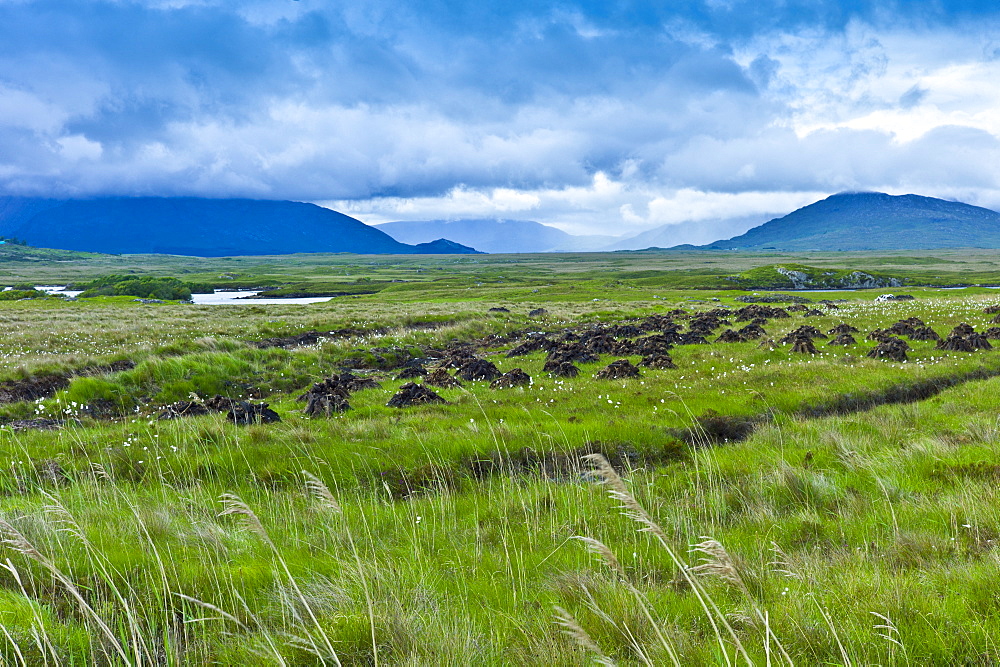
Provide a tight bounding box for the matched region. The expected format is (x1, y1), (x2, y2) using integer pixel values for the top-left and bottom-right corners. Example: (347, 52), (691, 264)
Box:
(77, 275), (215, 300)
(0, 236), (28, 246)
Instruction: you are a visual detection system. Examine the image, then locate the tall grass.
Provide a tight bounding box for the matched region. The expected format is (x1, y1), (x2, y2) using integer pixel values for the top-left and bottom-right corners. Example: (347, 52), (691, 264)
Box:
(2, 277), (1000, 661)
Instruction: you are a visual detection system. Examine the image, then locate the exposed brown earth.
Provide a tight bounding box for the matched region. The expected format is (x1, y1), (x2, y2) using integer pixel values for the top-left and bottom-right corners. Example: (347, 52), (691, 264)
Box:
(424, 368), (461, 388)
(828, 323), (859, 335)
(455, 359), (502, 382)
(790, 336), (818, 354)
(546, 361), (580, 378)
(490, 369), (531, 389)
(386, 382), (448, 407)
(638, 353), (677, 369)
(867, 337), (909, 362)
(227, 401), (281, 424)
(828, 333), (857, 346)
(595, 359), (641, 379)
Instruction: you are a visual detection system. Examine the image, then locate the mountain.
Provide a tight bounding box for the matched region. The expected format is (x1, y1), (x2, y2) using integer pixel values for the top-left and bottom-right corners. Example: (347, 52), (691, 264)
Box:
(375, 218), (615, 253)
(0, 197), (480, 256)
(606, 214), (775, 250)
(701, 192), (1000, 251)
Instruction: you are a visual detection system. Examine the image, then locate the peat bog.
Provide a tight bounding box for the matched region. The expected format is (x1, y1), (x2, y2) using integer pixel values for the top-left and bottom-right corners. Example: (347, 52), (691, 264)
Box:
(3, 250), (1000, 663)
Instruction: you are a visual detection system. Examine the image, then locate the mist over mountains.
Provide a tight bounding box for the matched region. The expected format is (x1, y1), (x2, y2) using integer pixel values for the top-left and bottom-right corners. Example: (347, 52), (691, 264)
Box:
(378, 193), (1000, 253)
(375, 219), (615, 253)
(2, 192), (998, 256)
(376, 216), (770, 252)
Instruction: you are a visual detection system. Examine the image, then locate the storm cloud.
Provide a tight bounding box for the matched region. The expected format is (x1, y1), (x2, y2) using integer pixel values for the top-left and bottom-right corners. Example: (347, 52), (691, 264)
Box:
(2, 0), (999, 234)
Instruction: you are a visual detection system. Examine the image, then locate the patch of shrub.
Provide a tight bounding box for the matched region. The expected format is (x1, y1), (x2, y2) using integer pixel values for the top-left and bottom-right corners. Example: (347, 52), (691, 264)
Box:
(77, 274), (214, 300)
(0, 288), (48, 301)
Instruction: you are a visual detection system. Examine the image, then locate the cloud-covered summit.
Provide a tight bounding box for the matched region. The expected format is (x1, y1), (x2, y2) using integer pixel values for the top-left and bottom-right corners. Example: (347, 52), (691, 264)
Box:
(2, 1), (999, 235)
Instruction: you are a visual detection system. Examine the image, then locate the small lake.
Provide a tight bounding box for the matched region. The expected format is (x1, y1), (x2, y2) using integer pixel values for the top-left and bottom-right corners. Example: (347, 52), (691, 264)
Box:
(34, 286), (333, 305)
(190, 290), (333, 305)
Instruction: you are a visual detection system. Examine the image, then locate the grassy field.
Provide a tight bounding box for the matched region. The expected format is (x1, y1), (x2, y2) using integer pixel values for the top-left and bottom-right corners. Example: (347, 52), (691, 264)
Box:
(2, 249), (1000, 664)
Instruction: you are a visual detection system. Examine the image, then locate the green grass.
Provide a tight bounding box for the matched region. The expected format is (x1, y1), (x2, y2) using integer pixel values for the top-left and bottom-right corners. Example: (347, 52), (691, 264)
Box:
(0, 252), (999, 663)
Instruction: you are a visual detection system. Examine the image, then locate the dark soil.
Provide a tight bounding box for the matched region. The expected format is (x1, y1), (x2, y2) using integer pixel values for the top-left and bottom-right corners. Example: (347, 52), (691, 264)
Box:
(0, 357), (133, 406)
(437, 352), (480, 369)
(546, 343), (600, 365)
(672, 410), (761, 445)
(790, 336), (818, 354)
(828, 323), (859, 335)
(337, 372), (381, 392)
(455, 359), (502, 382)
(632, 335), (675, 355)
(158, 400), (211, 420)
(909, 326), (941, 341)
(676, 333), (710, 345)
(304, 392), (350, 416)
(937, 333), (978, 352)
(506, 335), (554, 357)
(952, 323), (976, 337)
(797, 366), (1000, 417)
(250, 331), (329, 349)
(734, 304), (791, 321)
(595, 359), (641, 379)
(0, 375), (69, 404)
(227, 402), (281, 425)
(715, 329), (744, 343)
(299, 377), (352, 416)
(205, 395), (240, 412)
(490, 369), (531, 389)
(395, 365), (427, 380)
(828, 333), (857, 346)
(607, 324), (644, 338)
(867, 337), (909, 362)
(424, 368), (462, 388)
(386, 382), (448, 407)
(779, 326), (827, 343)
(638, 353), (677, 369)
(737, 323), (767, 340)
(967, 333), (993, 350)
(580, 334), (620, 354)
(546, 361), (580, 378)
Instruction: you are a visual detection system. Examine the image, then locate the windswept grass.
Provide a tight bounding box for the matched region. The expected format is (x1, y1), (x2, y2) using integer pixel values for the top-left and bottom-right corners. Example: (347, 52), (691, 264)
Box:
(0, 253), (999, 663)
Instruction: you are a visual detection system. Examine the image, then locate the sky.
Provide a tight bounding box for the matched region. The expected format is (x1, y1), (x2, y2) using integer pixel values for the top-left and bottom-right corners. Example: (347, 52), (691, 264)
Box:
(2, 1), (1000, 239)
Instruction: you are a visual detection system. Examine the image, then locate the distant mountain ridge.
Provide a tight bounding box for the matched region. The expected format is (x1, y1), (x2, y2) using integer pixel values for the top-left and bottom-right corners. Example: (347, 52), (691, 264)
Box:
(0, 197), (481, 256)
(376, 218), (615, 253)
(605, 214), (775, 251)
(701, 192), (1000, 251)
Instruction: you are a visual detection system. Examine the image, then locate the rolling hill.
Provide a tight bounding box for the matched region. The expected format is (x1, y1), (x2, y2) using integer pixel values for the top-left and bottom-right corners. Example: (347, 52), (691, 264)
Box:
(701, 192), (1000, 251)
(0, 197), (480, 256)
